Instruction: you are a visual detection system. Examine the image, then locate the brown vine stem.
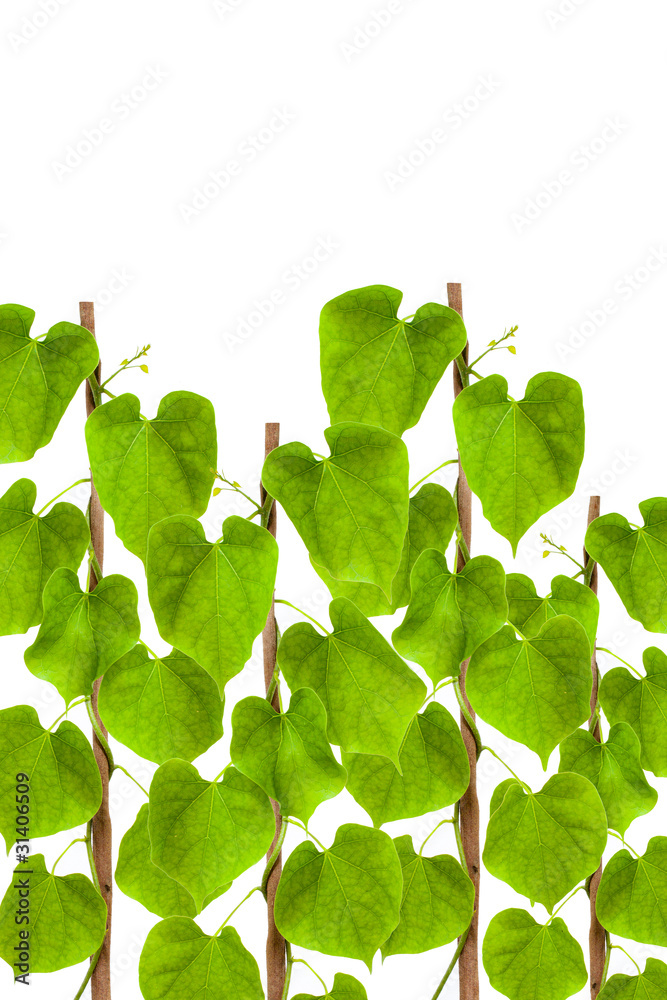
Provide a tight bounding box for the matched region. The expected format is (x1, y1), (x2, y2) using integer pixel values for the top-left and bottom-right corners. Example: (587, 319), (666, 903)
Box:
(448, 282), (479, 1000)
(80, 301), (112, 1000)
(260, 422), (286, 1000)
(585, 495), (605, 997)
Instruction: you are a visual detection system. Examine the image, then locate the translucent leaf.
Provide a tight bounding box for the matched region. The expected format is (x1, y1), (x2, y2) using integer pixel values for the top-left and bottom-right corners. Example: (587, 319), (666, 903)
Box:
(312, 483), (457, 617)
(230, 687), (346, 824)
(467, 616), (592, 768)
(0, 854), (106, 972)
(292, 972), (367, 1000)
(262, 422), (409, 598)
(274, 823), (402, 967)
(381, 835), (473, 957)
(319, 285), (466, 437)
(483, 908), (587, 1000)
(343, 702), (469, 826)
(24, 568), (140, 704)
(489, 778), (521, 817)
(139, 918), (264, 1000)
(0, 705), (101, 849)
(147, 515), (278, 692)
(0, 479), (89, 635)
(506, 572), (599, 652)
(277, 598), (426, 765)
(0, 305), (99, 463)
(392, 551), (507, 683)
(453, 373), (585, 554)
(483, 772), (607, 911)
(558, 724), (657, 835)
(99, 644), (223, 764)
(585, 500), (667, 631)
(86, 391), (217, 561)
(598, 959), (667, 999)
(596, 837), (667, 946)
(148, 760), (274, 912)
(599, 647), (667, 777)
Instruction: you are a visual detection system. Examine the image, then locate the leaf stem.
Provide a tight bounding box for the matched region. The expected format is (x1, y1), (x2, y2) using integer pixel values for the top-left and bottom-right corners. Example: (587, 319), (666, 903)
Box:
(100, 345), (150, 390)
(215, 885), (263, 934)
(213, 470), (262, 512)
(430, 920), (472, 1000)
(456, 526), (471, 566)
(454, 679), (482, 758)
(600, 931), (612, 988)
(481, 746), (531, 793)
(85, 820), (101, 893)
(285, 817), (326, 851)
(453, 800), (466, 869)
(507, 621), (529, 641)
(87, 371), (103, 409)
(138, 637), (160, 660)
(113, 764), (149, 797)
(86, 698), (115, 771)
(37, 478), (90, 516)
(262, 817), (288, 898)
(47, 697), (88, 731)
(419, 815), (455, 856)
(73, 939), (105, 1000)
(596, 647), (643, 677)
(281, 942), (293, 1000)
(609, 943), (642, 975)
(51, 837), (88, 874)
(608, 830), (641, 857)
(548, 883), (585, 921)
(409, 458), (458, 494)
(421, 677), (456, 708)
(293, 957), (328, 994)
(274, 599), (329, 634)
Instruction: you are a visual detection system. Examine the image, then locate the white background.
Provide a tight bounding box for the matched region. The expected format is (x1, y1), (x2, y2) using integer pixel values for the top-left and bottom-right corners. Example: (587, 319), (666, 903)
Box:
(1, 0), (666, 997)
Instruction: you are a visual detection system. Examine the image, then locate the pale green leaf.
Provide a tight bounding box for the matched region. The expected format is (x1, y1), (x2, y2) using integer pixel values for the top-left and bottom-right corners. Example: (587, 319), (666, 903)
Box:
(598, 959), (667, 999)
(599, 647), (667, 777)
(490, 778), (521, 817)
(453, 373), (585, 553)
(596, 837), (667, 946)
(506, 572), (599, 652)
(292, 972), (367, 1000)
(99, 644), (223, 764)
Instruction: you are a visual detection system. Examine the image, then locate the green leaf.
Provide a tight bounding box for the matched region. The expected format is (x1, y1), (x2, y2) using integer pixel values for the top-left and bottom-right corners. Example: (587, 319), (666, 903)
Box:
(148, 760), (275, 911)
(343, 702), (469, 826)
(483, 772), (607, 911)
(0, 305), (99, 463)
(453, 373), (585, 553)
(467, 616), (592, 767)
(381, 834), (473, 957)
(599, 647), (667, 777)
(312, 483), (457, 617)
(139, 918), (264, 1000)
(147, 515), (278, 692)
(490, 778), (521, 817)
(24, 568), (140, 704)
(0, 705), (101, 850)
(262, 422), (409, 598)
(596, 837), (667, 946)
(86, 391), (217, 562)
(0, 479), (89, 635)
(98, 644), (223, 764)
(319, 285), (467, 437)
(506, 573), (599, 652)
(598, 959), (667, 999)
(230, 688), (346, 824)
(585, 500), (667, 631)
(116, 804), (228, 918)
(274, 823), (402, 967)
(0, 854), (106, 972)
(277, 598), (426, 765)
(292, 972), (368, 1000)
(483, 907), (587, 1000)
(392, 551), (507, 683)
(558, 724), (657, 835)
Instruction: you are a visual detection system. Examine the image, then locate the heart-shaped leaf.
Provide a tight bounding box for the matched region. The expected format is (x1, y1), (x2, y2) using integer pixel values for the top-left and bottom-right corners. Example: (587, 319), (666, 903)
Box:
(506, 573), (599, 652)
(98, 644), (223, 764)
(0, 854), (106, 972)
(596, 837), (667, 946)
(483, 908), (587, 1000)
(467, 616), (592, 767)
(453, 373), (585, 553)
(343, 702), (469, 827)
(139, 918), (264, 1000)
(148, 760), (274, 911)
(116, 804), (228, 918)
(86, 391), (217, 561)
(490, 778), (521, 817)
(599, 647), (667, 777)
(319, 285), (467, 437)
(277, 598), (426, 765)
(147, 515), (278, 692)
(231, 687), (346, 824)
(483, 772), (607, 911)
(274, 823), (402, 968)
(24, 568), (140, 704)
(292, 972), (368, 1000)
(598, 959), (667, 999)
(313, 483), (457, 617)
(262, 422), (409, 598)
(558, 724), (657, 835)
(0, 479), (89, 635)
(381, 835), (473, 957)
(0, 304), (99, 463)
(0, 705), (101, 850)
(392, 551), (507, 683)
